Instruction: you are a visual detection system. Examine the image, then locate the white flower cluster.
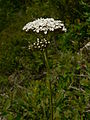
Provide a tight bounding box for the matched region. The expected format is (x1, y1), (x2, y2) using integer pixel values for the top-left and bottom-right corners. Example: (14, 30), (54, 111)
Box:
(23, 18), (67, 34)
(28, 38), (50, 50)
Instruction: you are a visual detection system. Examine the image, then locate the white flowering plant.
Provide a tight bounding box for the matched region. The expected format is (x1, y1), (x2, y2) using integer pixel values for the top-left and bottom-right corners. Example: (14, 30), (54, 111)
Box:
(23, 18), (67, 51)
(22, 18), (67, 120)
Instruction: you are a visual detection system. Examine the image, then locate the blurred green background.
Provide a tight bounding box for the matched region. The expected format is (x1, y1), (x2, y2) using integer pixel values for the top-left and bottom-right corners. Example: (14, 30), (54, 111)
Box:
(0, 0), (90, 119)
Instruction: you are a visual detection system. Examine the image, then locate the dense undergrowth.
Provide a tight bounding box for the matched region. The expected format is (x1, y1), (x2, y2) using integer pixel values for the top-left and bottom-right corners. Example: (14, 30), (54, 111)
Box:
(0, 0), (90, 119)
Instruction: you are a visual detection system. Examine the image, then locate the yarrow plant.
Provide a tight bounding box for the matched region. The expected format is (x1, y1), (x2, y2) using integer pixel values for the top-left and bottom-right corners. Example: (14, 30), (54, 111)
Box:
(23, 18), (67, 34)
(23, 18), (67, 120)
(23, 18), (67, 51)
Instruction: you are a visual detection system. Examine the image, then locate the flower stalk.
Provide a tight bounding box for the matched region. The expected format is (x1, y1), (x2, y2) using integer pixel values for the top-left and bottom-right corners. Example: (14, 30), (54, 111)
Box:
(43, 50), (53, 120)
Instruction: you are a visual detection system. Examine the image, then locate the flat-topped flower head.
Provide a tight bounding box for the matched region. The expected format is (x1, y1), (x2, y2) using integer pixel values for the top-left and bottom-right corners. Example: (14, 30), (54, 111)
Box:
(23, 18), (67, 51)
(23, 18), (67, 34)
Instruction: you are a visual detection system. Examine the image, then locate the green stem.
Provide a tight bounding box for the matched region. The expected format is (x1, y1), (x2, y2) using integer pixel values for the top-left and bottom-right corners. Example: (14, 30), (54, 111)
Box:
(43, 50), (53, 120)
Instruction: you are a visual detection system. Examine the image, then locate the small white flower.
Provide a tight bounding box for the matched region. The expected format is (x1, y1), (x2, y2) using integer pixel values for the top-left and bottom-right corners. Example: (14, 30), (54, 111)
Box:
(41, 44), (44, 47)
(37, 38), (39, 42)
(28, 46), (31, 49)
(48, 41), (50, 44)
(55, 26), (59, 29)
(62, 27), (67, 32)
(40, 41), (43, 44)
(60, 23), (64, 27)
(45, 41), (48, 44)
(33, 43), (36, 45)
(36, 29), (39, 33)
(44, 31), (47, 34)
(34, 46), (37, 48)
(44, 45), (46, 47)
(38, 46), (41, 48)
(50, 28), (54, 31)
(37, 43), (39, 46)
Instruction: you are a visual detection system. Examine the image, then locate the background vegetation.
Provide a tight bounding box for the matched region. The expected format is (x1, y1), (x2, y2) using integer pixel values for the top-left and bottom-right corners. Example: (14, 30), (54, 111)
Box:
(0, 0), (90, 119)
